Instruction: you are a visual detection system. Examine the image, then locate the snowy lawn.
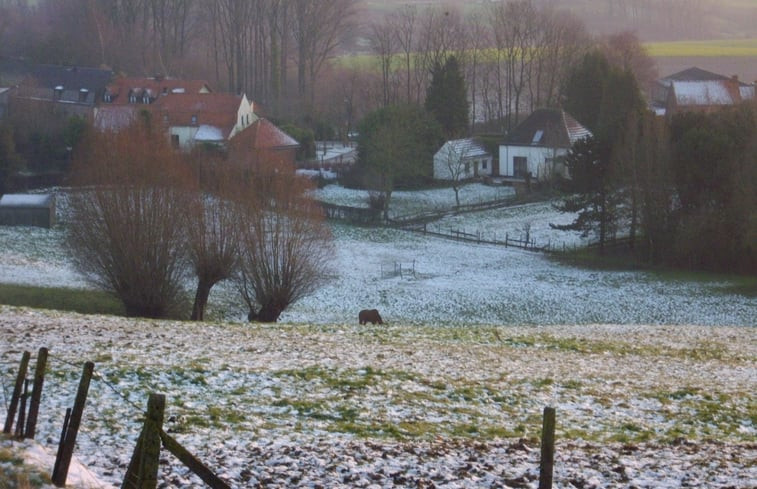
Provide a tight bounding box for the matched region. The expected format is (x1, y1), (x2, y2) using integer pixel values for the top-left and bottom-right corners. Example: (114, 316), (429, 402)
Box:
(0, 308), (755, 488)
(312, 183), (516, 217)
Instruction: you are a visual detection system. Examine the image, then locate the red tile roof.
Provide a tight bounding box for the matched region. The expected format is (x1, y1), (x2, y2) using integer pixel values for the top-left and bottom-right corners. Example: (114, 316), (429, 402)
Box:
(152, 93), (246, 138)
(104, 76), (211, 104)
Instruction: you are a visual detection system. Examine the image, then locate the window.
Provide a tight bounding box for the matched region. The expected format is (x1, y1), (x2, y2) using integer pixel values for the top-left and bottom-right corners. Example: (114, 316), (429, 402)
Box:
(482, 160), (488, 170)
(514, 156), (528, 178)
(171, 134), (180, 148)
(129, 94), (137, 103)
(142, 94), (150, 104)
(191, 114), (197, 125)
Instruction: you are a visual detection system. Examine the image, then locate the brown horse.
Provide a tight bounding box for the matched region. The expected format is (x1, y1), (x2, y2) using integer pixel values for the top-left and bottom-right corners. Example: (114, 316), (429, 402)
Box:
(358, 309), (383, 325)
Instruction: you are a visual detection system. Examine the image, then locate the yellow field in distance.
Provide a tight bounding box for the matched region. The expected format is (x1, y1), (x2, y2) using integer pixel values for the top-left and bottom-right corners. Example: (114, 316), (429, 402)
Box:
(645, 39), (757, 57)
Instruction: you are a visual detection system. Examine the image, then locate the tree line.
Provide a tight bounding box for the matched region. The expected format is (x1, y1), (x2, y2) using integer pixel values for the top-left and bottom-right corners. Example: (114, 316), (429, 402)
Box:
(0, 1), (658, 134)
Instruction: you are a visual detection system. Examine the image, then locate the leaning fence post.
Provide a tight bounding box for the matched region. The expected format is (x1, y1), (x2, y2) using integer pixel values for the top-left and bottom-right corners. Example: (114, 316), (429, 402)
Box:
(52, 361), (94, 487)
(539, 406), (556, 489)
(160, 430), (232, 489)
(25, 347), (48, 439)
(3, 350), (30, 434)
(15, 379), (29, 438)
(122, 393), (165, 489)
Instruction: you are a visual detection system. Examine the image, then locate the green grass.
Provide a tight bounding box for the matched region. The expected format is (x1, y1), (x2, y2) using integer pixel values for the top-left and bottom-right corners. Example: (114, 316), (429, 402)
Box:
(645, 38), (757, 57)
(0, 283), (125, 316)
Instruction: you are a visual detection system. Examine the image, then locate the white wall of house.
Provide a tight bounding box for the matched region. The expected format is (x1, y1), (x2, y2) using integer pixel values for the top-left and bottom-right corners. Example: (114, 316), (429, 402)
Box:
(433, 144), (492, 181)
(498, 145), (568, 180)
(229, 94), (258, 139)
(169, 126), (199, 150)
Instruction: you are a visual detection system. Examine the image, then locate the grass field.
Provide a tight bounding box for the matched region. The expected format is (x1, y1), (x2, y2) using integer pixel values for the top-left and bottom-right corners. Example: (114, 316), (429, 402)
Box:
(645, 38), (757, 57)
(0, 283), (124, 316)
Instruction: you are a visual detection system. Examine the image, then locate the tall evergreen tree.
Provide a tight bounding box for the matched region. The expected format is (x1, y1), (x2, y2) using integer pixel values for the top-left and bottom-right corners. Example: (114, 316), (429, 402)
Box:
(551, 136), (620, 254)
(424, 56), (469, 139)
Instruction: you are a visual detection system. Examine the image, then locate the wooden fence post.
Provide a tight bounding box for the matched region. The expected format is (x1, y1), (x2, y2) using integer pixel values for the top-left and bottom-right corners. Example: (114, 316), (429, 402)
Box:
(25, 347), (48, 439)
(15, 380), (29, 438)
(122, 393), (165, 489)
(52, 408), (71, 484)
(160, 430), (231, 489)
(3, 350), (30, 434)
(539, 406), (556, 489)
(52, 361), (94, 487)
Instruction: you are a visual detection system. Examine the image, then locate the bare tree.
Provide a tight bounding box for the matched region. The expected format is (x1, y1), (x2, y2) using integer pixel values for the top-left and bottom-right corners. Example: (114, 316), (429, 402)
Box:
(186, 156), (241, 321)
(370, 18), (398, 108)
(600, 31), (658, 99)
(292, 0), (356, 113)
(438, 142), (472, 208)
(66, 121), (195, 319)
(389, 4), (418, 104)
(237, 156), (334, 322)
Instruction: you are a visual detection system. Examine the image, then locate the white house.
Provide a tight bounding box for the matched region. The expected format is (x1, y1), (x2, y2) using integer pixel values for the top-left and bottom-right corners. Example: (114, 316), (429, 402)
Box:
(498, 108), (591, 181)
(433, 138), (492, 181)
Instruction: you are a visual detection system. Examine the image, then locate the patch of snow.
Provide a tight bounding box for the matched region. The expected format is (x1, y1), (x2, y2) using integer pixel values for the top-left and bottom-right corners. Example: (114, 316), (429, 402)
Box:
(194, 124), (224, 141)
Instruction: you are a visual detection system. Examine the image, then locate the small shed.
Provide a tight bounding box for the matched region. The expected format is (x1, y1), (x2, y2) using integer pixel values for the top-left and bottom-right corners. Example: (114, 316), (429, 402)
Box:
(0, 193), (56, 228)
(433, 138), (492, 181)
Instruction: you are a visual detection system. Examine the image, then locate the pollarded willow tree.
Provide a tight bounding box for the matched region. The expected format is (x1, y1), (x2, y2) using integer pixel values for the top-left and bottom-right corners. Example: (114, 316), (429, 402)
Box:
(66, 120), (196, 318)
(237, 156), (334, 323)
(185, 154), (242, 321)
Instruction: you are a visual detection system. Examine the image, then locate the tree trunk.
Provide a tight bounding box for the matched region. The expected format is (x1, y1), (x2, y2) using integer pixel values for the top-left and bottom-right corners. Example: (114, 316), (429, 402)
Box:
(256, 303), (284, 322)
(190, 280), (214, 321)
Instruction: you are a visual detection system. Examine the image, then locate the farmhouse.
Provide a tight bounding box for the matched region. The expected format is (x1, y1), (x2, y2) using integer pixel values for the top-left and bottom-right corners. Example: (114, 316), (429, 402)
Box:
(0, 193), (56, 228)
(651, 67), (756, 118)
(433, 138), (492, 181)
(498, 108), (591, 181)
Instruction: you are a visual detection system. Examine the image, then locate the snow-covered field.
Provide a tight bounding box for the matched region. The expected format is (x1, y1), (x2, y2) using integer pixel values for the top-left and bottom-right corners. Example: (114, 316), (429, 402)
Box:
(0, 184), (754, 326)
(0, 184), (755, 488)
(0, 309), (755, 488)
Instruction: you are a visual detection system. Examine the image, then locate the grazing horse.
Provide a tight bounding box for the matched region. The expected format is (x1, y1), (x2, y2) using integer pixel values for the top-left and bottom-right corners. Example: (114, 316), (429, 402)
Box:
(359, 309), (383, 325)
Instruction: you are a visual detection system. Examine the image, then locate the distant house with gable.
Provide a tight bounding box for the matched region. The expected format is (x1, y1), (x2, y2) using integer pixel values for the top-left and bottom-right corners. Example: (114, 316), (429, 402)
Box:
(499, 108), (592, 181)
(433, 138), (492, 181)
(152, 92), (258, 150)
(652, 67), (756, 118)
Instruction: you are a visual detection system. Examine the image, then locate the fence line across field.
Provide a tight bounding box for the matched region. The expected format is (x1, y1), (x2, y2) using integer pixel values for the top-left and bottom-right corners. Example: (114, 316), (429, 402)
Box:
(2, 347), (559, 488)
